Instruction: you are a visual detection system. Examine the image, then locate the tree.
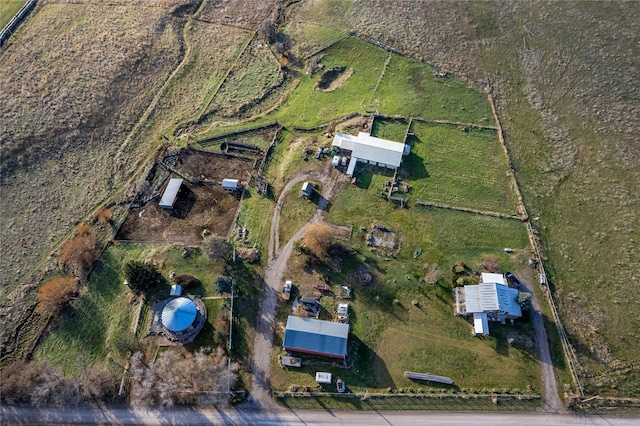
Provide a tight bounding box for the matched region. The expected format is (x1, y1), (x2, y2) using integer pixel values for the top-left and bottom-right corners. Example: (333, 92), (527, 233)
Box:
(214, 275), (235, 294)
(124, 261), (163, 294)
(95, 208), (112, 224)
(59, 233), (99, 277)
(204, 237), (233, 262)
(301, 222), (334, 259)
(129, 348), (237, 407)
(36, 276), (79, 316)
(517, 291), (532, 311)
(258, 19), (276, 44)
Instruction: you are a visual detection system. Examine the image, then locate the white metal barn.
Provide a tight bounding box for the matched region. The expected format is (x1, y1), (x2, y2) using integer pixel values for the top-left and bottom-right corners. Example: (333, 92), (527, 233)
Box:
(332, 132), (407, 176)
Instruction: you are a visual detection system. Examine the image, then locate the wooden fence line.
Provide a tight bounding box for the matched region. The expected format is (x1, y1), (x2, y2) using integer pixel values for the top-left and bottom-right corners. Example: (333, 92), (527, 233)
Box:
(0, 0), (37, 47)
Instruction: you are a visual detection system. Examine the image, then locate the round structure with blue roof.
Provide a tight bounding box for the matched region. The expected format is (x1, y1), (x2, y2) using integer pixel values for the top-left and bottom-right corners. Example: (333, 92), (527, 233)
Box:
(161, 296), (197, 332)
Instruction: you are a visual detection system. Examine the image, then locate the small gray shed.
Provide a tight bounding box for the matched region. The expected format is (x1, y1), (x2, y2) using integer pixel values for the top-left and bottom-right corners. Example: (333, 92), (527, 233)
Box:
(159, 178), (183, 209)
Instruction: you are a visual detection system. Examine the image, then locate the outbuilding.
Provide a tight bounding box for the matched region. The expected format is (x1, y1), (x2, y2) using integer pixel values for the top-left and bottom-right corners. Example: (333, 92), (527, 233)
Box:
(159, 178), (183, 209)
(284, 315), (349, 359)
(300, 181), (313, 199)
(222, 179), (240, 192)
(332, 132), (407, 176)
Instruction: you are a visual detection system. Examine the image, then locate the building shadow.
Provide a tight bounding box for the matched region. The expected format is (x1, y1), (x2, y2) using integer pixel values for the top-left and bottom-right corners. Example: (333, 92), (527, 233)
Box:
(171, 185), (196, 219)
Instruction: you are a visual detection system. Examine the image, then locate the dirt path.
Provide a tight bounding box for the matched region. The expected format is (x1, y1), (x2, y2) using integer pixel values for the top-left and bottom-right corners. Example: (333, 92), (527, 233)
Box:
(247, 164), (347, 409)
(520, 277), (565, 413)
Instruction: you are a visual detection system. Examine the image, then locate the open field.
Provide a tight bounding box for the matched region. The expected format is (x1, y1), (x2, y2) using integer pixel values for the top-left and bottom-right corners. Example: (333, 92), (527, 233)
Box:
(402, 122), (518, 215)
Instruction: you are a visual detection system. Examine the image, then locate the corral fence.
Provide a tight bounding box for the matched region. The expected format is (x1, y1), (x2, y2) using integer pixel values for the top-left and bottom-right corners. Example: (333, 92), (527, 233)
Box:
(192, 121), (279, 145)
(292, 112), (362, 132)
(275, 391), (542, 412)
(0, 0), (37, 47)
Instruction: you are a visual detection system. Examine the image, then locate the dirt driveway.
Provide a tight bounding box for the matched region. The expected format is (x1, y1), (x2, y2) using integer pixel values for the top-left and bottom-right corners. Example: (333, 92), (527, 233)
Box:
(247, 164), (347, 408)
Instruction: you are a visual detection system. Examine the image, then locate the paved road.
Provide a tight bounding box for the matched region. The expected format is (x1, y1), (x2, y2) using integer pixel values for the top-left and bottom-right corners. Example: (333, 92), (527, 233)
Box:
(247, 165), (347, 409)
(1, 404), (636, 425)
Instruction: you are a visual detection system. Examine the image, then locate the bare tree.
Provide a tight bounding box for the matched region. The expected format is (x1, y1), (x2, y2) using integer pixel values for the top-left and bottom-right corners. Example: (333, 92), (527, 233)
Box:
(36, 276), (79, 316)
(129, 348), (237, 407)
(59, 233), (99, 278)
(258, 19), (276, 44)
(301, 222), (334, 259)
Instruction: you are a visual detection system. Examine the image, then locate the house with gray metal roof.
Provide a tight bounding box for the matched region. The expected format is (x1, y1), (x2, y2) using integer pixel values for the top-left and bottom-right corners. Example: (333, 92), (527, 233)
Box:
(283, 315), (349, 359)
(454, 273), (522, 336)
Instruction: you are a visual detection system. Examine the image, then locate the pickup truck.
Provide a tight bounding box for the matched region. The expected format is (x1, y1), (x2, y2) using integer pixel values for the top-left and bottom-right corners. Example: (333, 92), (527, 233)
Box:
(314, 284), (330, 292)
(282, 280), (292, 300)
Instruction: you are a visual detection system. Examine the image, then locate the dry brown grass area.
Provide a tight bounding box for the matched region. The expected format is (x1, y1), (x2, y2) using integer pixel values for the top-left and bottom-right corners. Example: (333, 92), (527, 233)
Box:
(0, 1), (187, 363)
(198, 0), (275, 29)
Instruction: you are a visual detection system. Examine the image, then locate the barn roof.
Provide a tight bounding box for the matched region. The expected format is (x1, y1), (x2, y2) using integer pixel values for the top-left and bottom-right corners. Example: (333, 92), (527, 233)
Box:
(333, 132), (406, 168)
(159, 178), (183, 209)
(284, 316), (349, 359)
(332, 132), (358, 151)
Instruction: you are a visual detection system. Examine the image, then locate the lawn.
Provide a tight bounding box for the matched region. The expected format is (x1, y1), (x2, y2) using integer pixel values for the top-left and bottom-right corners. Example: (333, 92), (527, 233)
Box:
(274, 37), (388, 127)
(0, 0), (27, 29)
(370, 117), (408, 142)
(279, 180), (322, 246)
(32, 244), (144, 374)
(401, 122), (518, 215)
(269, 182), (537, 392)
(373, 53), (492, 124)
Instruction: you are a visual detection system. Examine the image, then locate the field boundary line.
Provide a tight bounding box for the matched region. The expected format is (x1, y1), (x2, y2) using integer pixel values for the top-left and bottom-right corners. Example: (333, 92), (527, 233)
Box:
(0, 0), (37, 48)
(368, 51), (392, 106)
(415, 200), (522, 221)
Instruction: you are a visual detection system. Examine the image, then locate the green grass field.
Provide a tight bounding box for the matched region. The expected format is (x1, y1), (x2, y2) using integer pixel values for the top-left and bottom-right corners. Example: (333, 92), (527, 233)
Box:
(401, 122), (518, 215)
(0, 0), (27, 29)
(268, 183), (537, 392)
(279, 181), (322, 246)
(32, 244), (142, 374)
(373, 54), (492, 124)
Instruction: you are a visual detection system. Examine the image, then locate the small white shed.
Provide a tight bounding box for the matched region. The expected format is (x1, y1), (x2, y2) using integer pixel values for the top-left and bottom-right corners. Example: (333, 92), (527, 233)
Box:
(315, 372), (332, 384)
(222, 179), (240, 191)
(300, 181), (313, 199)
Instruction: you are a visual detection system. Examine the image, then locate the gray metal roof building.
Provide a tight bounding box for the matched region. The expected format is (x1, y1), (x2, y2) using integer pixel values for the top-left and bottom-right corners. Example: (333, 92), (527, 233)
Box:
(159, 178), (183, 209)
(284, 315), (349, 359)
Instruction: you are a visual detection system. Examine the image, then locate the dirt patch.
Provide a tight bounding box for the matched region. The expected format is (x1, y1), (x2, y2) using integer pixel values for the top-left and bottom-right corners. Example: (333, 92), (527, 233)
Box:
(366, 224), (399, 256)
(316, 66), (353, 92)
(116, 181), (239, 243)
